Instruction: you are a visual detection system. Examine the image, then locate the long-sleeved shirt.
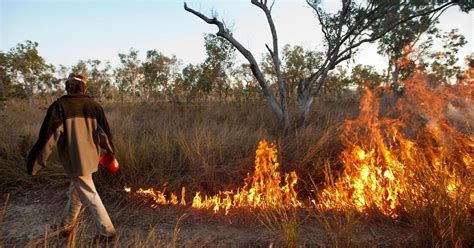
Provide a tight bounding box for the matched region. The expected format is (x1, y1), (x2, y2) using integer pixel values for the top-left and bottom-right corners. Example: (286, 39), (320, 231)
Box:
(27, 94), (115, 176)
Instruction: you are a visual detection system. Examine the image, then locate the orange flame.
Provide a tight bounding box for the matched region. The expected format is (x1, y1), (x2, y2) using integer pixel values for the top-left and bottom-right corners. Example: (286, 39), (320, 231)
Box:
(191, 140), (301, 214)
(318, 72), (473, 217)
(396, 44), (415, 70)
(124, 72), (472, 218)
(125, 140), (301, 214)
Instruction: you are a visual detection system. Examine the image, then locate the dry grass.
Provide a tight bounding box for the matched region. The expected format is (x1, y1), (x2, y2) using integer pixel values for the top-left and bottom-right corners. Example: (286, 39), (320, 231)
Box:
(0, 94), (472, 247)
(257, 208), (300, 248)
(0, 98), (354, 193)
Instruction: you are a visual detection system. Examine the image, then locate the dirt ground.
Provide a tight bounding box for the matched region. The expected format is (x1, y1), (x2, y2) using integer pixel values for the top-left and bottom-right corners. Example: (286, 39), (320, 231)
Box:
(0, 186), (420, 247)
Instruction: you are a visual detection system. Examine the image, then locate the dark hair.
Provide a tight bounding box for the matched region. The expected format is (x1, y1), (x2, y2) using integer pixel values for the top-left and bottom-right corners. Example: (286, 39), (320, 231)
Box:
(65, 73), (87, 94)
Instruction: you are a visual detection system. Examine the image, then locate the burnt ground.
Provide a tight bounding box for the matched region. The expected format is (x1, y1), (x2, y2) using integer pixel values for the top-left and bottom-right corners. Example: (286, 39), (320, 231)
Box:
(1, 186), (422, 247)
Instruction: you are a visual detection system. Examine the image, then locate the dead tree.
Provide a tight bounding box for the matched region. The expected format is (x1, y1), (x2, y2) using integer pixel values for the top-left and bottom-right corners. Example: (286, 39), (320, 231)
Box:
(184, 0), (290, 130)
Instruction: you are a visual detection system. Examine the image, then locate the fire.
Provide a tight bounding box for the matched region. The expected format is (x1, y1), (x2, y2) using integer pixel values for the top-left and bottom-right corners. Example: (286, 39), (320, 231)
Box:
(125, 140), (301, 214)
(190, 140), (302, 213)
(124, 71), (472, 219)
(396, 44), (415, 70)
(318, 72), (473, 217)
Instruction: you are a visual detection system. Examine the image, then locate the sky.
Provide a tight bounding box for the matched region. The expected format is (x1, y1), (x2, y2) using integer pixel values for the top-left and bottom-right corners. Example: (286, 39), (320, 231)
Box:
(1, 0), (473, 73)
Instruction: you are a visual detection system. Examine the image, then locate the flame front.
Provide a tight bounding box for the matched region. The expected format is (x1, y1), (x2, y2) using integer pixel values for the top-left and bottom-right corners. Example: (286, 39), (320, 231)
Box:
(124, 72), (472, 218)
(318, 72), (473, 217)
(125, 140), (301, 214)
(191, 140), (301, 213)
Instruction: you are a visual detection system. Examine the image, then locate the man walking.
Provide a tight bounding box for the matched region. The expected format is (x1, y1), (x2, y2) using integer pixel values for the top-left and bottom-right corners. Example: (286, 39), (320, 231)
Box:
(27, 73), (117, 241)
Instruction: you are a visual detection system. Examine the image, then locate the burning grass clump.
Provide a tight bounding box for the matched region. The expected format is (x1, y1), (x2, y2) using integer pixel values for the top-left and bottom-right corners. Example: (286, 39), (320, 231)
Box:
(317, 72), (473, 246)
(1, 71), (472, 246)
(125, 140), (302, 214)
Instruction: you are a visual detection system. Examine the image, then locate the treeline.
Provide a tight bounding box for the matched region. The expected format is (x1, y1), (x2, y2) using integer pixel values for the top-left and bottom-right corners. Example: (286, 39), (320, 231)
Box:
(0, 30), (471, 105)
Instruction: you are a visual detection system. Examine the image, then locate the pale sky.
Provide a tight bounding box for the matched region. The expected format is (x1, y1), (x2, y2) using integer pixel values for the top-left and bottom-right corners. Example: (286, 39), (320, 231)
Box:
(1, 0), (473, 72)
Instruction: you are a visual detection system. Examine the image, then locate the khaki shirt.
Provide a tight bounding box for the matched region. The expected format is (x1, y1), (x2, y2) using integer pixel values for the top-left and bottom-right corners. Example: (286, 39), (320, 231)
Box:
(27, 94), (114, 176)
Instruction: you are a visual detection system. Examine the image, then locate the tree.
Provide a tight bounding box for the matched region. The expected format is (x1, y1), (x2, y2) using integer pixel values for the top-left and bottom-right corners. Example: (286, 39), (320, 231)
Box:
(320, 65), (352, 99)
(175, 63), (202, 102)
(281, 45), (324, 101)
(299, 0), (472, 123)
(202, 33), (236, 101)
(37, 64), (61, 101)
(350, 64), (383, 91)
(7, 41), (55, 102)
(185, 1), (290, 129)
(116, 48), (142, 102)
(0, 52), (12, 105)
(376, 5), (440, 91)
(141, 50), (180, 102)
(426, 29), (467, 86)
(260, 45), (325, 101)
(71, 59), (113, 100)
(114, 66), (130, 103)
(232, 63), (261, 102)
(196, 63), (214, 101)
(184, 1), (470, 128)
(459, 53), (474, 85)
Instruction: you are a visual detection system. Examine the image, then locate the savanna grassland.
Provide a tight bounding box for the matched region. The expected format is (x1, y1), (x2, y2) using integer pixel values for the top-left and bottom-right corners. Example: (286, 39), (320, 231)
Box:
(0, 86), (472, 247)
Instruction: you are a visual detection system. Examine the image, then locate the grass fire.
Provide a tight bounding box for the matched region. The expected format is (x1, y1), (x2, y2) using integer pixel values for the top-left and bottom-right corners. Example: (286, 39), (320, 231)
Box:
(122, 72), (473, 223)
(1, 70), (473, 246)
(125, 140), (301, 214)
(1, 1), (474, 247)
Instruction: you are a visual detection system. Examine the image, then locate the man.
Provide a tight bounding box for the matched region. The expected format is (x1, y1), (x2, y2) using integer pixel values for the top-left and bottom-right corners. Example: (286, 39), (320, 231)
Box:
(27, 73), (117, 241)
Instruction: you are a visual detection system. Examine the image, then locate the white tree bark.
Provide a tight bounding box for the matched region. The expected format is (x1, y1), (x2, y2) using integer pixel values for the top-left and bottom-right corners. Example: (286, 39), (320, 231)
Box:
(184, 1), (289, 129)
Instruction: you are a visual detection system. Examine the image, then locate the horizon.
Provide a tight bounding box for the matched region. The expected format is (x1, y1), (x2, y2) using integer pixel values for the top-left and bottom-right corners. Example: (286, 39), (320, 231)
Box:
(1, 0), (473, 72)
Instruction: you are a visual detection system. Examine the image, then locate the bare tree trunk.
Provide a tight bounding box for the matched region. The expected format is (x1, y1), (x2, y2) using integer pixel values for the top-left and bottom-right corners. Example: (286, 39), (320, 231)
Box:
(0, 79), (4, 98)
(297, 94), (313, 124)
(296, 57), (334, 125)
(260, 0), (290, 130)
(185, 1), (288, 130)
(0, 78), (5, 110)
(131, 80), (136, 103)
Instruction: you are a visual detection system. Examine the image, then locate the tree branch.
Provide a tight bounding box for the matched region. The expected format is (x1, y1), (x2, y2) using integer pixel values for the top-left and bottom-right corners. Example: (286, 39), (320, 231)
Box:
(265, 44), (274, 58)
(184, 2), (284, 118)
(338, 2), (455, 60)
(251, 0), (288, 116)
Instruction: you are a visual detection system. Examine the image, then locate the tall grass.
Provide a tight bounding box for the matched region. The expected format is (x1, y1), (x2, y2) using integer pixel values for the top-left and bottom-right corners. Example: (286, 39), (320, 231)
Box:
(257, 208), (299, 248)
(1, 94), (472, 246)
(0, 98), (354, 193)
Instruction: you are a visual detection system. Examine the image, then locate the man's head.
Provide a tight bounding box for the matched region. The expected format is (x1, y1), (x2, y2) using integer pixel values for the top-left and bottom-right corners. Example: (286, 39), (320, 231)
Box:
(65, 73), (87, 95)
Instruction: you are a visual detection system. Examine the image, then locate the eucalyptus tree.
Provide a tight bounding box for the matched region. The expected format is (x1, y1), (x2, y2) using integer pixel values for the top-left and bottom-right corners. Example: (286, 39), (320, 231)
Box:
(284, 46), (323, 100)
(299, 0), (471, 123)
(350, 64), (383, 91)
(116, 48), (142, 102)
(141, 50), (180, 102)
(185, 1), (291, 128)
(6, 41), (55, 103)
(71, 59), (112, 100)
(184, 1), (472, 129)
(176, 63), (202, 102)
(232, 63), (261, 102)
(377, 14), (438, 91)
(0, 52), (12, 103)
(202, 33), (236, 101)
(426, 29), (467, 86)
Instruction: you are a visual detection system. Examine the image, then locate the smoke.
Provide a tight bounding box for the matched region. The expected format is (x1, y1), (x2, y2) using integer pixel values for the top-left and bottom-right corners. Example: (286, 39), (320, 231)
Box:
(445, 100), (474, 134)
